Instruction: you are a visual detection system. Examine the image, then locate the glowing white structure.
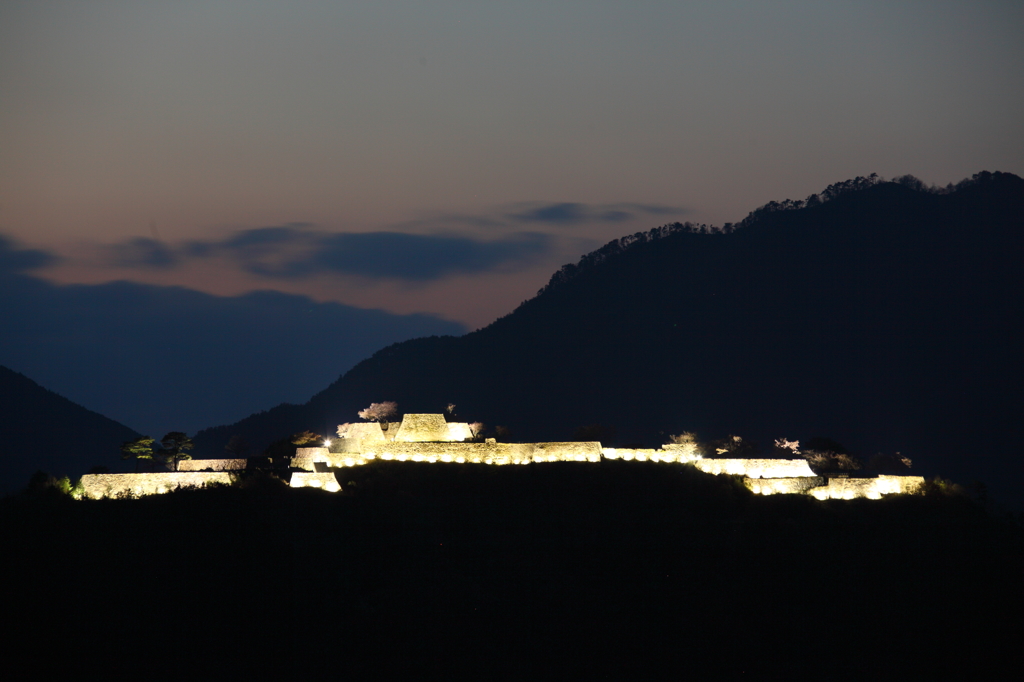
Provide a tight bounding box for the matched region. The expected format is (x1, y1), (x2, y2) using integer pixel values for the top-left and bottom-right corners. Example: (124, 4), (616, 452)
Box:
(289, 472), (342, 492)
(77, 415), (927, 501)
(80, 472), (236, 499)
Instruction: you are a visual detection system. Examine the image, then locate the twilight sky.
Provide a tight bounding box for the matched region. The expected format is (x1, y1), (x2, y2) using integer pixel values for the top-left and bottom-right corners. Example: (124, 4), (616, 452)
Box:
(2, 1), (1023, 436)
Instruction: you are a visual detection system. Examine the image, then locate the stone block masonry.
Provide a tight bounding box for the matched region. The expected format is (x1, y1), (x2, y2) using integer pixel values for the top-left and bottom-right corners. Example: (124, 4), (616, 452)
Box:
(80, 472), (236, 499)
(289, 472), (342, 492)
(177, 458), (248, 471)
(694, 459), (816, 478)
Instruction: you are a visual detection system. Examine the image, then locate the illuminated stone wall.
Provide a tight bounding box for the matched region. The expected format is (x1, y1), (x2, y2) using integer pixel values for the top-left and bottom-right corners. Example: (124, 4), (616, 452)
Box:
(694, 458), (816, 478)
(80, 472), (236, 499)
(363, 441), (533, 465)
(289, 472), (342, 492)
(529, 442), (602, 462)
(603, 448), (701, 463)
(294, 441), (604, 467)
(808, 475), (925, 500)
(393, 414), (453, 442)
(344, 423), (386, 442)
(177, 458), (248, 471)
(447, 423), (473, 441)
(744, 476), (825, 495)
(292, 447), (330, 471)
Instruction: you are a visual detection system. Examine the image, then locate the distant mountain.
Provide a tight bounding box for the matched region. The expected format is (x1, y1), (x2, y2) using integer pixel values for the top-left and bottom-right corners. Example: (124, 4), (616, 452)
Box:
(0, 365), (140, 493)
(0, 275), (466, 439)
(194, 171), (1024, 507)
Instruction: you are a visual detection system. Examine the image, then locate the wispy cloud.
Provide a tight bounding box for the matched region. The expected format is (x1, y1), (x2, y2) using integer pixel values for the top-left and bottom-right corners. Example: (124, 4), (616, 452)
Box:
(107, 224), (554, 282)
(213, 227), (554, 280)
(94, 200), (686, 281)
(506, 201), (684, 225)
(0, 235), (59, 274)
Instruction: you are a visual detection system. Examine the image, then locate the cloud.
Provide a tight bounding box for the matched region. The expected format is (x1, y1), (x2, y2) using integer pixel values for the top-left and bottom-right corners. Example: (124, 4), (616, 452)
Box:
(507, 201), (685, 225)
(0, 235), (58, 274)
(173, 226), (554, 281)
(95, 200), (685, 281)
(290, 231), (552, 280)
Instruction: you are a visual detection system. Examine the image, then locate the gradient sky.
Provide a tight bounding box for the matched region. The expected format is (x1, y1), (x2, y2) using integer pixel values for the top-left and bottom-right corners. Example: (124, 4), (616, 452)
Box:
(4, 0), (1022, 328)
(1, 1), (1023, 435)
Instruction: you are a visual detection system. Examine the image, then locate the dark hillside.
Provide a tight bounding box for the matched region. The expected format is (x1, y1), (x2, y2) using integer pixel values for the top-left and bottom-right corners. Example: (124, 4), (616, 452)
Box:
(0, 365), (140, 493)
(3, 463), (1020, 678)
(195, 172), (1024, 507)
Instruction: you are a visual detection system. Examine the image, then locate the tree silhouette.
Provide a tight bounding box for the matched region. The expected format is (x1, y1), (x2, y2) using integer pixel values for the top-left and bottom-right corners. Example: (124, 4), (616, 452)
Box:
(160, 432), (194, 471)
(121, 436), (155, 473)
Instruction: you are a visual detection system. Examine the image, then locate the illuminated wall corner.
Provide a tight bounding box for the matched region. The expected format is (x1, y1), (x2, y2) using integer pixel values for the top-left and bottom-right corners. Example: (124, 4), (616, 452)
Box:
(447, 422), (473, 441)
(289, 472), (342, 492)
(875, 475), (925, 495)
(176, 458), (248, 471)
(531, 442), (603, 462)
(393, 414), (453, 442)
(694, 458), (816, 478)
(744, 476), (824, 495)
(292, 447), (330, 471)
(344, 422), (387, 445)
(79, 472), (236, 499)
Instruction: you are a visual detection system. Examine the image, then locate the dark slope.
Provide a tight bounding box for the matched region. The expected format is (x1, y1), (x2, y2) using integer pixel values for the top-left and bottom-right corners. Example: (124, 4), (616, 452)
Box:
(5, 464), (1021, 678)
(195, 172), (1024, 504)
(0, 365), (140, 493)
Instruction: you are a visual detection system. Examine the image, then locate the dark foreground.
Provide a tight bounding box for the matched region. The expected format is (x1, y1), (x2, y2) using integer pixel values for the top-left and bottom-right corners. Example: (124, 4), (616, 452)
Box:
(4, 462), (1021, 680)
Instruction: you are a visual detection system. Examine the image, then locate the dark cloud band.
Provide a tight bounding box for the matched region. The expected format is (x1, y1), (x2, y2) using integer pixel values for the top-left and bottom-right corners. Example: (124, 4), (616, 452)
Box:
(106, 226), (554, 282)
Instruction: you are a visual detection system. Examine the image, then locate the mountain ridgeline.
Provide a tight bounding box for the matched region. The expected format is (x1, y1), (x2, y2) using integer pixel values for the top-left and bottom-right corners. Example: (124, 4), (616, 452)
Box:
(0, 365), (140, 493)
(194, 172), (1024, 504)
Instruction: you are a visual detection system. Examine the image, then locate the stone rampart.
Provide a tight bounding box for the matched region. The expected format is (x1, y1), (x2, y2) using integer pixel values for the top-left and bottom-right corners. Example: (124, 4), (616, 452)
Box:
(529, 442), (602, 463)
(80, 472), (236, 499)
(694, 458), (816, 478)
(295, 440), (605, 467)
(394, 414), (452, 442)
(447, 422), (473, 441)
(603, 448), (701, 463)
(176, 459), (248, 472)
(744, 476), (825, 495)
(292, 447), (331, 471)
(342, 423), (386, 443)
(363, 441), (534, 465)
(289, 472), (342, 492)
(809, 475), (925, 500)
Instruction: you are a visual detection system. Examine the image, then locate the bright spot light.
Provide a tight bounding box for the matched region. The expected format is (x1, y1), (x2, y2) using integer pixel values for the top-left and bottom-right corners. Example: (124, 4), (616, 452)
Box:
(323, 439), (332, 448)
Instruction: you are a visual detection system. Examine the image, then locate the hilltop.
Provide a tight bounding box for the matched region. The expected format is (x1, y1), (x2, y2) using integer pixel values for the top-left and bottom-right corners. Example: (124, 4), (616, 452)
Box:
(193, 171), (1024, 507)
(3, 460), (1021, 677)
(0, 365), (140, 493)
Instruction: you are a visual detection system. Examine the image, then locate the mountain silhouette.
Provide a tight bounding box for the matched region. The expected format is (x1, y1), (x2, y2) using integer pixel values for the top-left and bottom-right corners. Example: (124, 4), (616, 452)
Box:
(194, 171), (1024, 507)
(0, 365), (141, 493)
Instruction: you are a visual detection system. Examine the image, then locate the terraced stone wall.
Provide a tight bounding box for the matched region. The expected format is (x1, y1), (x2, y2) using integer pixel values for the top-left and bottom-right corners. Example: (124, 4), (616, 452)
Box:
(603, 448), (701, 463)
(80, 472), (235, 499)
(289, 472), (342, 492)
(694, 458), (816, 478)
(177, 459), (248, 471)
(744, 477), (825, 495)
(809, 475), (925, 500)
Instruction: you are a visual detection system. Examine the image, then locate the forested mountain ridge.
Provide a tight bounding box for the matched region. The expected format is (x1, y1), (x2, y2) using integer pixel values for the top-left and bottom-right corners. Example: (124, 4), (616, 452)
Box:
(0, 365), (140, 493)
(194, 171), (1024, 506)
